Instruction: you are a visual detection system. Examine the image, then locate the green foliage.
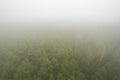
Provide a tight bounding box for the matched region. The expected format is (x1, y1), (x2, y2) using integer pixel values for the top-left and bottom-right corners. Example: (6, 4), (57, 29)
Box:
(0, 35), (120, 80)
(14, 59), (35, 80)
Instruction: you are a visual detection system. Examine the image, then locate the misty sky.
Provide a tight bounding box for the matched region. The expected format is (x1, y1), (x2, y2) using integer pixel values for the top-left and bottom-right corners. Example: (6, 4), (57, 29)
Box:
(0, 0), (120, 24)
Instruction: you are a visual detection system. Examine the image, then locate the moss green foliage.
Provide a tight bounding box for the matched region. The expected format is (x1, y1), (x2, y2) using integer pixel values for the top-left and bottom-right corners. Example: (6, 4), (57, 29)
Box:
(0, 32), (120, 80)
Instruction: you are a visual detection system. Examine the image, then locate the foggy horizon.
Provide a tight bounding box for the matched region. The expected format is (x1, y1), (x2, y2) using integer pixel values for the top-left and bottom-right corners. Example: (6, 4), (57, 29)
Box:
(1, 0), (120, 25)
(0, 0), (120, 80)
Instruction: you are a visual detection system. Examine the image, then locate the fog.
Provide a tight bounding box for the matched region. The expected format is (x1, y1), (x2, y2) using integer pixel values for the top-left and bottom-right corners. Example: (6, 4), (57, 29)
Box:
(0, 0), (120, 24)
(1, 0), (120, 80)
(0, 0), (120, 38)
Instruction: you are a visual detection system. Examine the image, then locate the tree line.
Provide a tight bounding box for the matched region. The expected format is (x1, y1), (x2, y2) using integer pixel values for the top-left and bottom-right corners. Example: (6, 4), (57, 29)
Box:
(0, 35), (120, 80)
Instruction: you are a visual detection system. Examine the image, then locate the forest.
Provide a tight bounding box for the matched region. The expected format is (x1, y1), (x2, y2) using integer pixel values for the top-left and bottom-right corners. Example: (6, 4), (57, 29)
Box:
(0, 26), (120, 80)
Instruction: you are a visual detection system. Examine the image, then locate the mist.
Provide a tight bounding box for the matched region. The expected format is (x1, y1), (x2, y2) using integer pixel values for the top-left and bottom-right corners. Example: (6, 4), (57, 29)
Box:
(0, 0), (120, 24)
(0, 0), (120, 80)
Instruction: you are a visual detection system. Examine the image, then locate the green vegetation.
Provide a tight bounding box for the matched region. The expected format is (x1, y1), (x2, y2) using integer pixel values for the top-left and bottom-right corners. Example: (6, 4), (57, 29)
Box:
(0, 27), (120, 80)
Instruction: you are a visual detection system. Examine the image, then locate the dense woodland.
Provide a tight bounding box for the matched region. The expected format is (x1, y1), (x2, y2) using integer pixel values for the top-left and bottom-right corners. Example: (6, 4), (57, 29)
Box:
(0, 26), (120, 80)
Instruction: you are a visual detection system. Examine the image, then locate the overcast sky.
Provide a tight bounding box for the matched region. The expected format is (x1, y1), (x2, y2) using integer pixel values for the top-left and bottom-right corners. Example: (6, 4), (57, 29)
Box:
(0, 0), (120, 24)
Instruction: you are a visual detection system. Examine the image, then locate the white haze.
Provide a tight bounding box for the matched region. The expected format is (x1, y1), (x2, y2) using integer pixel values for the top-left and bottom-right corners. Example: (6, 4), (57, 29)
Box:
(0, 0), (120, 48)
(0, 0), (120, 25)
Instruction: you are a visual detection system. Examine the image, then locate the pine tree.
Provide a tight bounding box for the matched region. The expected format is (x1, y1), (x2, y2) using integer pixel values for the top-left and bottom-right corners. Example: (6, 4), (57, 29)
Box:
(14, 59), (34, 80)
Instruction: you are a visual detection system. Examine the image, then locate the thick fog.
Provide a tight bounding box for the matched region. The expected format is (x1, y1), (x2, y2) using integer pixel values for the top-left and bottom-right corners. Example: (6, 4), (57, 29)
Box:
(0, 0), (120, 24)
(0, 1), (120, 80)
(0, 0), (120, 42)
